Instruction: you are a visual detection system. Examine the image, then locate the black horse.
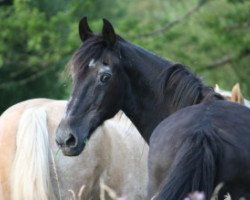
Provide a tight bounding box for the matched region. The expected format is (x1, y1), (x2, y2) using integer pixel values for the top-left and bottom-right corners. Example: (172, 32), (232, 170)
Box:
(56, 17), (250, 200)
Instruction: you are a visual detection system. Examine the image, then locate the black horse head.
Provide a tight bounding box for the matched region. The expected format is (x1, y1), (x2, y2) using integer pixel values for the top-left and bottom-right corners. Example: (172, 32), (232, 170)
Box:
(56, 17), (129, 156)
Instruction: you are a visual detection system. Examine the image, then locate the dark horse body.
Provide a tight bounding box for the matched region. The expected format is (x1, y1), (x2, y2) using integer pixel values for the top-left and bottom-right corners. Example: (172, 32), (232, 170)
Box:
(56, 17), (250, 199)
(149, 100), (250, 200)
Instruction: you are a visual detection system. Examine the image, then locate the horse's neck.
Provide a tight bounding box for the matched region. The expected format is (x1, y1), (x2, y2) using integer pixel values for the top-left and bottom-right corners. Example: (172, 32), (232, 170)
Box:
(122, 60), (221, 143)
(121, 50), (172, 143)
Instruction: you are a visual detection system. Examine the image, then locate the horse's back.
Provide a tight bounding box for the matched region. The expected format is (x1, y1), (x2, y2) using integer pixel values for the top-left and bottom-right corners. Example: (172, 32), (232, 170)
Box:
(151, 100), (250, 148)
(149, 100), (250, 199)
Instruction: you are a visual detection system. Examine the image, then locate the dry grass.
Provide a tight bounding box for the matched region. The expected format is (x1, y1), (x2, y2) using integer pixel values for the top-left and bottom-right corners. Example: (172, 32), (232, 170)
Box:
(211, 183), (224, 200)
(67, 180), (126, 200)
(64, 179), (241, 200)
(178, 183), (234, 200)
(68, 182), (235, 200)
(99, 179), (126, 200)
(51, 150), (62, 200)
(224, 194), (232, 200)
(51, 148), (126, 200)
(51, 151), (240, 200)
(68, 185), (85, 200)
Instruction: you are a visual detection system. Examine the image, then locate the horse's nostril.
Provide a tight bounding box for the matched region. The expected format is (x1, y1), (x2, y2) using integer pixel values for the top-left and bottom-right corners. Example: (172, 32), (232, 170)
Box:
(65, 134), (77, 148)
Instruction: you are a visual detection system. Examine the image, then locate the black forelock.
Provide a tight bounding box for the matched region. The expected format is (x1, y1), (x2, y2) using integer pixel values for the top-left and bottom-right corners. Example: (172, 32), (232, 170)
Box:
(69, 35), (125, 79)
(69, 36), (104, 77)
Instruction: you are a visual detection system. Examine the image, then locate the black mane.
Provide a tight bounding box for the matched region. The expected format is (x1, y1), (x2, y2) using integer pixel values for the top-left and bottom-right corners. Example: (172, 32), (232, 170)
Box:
(70, 35), (127, 78)
(159, 64), (223, 112)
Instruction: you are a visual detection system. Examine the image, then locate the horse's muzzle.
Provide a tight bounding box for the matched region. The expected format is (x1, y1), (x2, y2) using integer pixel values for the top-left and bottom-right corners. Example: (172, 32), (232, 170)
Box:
(56, 120), (86, 156)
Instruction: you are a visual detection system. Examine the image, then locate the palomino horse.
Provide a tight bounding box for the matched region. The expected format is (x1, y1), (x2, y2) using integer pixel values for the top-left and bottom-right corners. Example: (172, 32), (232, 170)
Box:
(215, 83), (250, 107)
(56, 17), (250, 200)
(0, 98), (148, 200)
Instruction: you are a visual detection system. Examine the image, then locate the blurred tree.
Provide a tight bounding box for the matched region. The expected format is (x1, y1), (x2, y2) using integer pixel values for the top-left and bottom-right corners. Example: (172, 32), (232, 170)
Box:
(116, 0), (250, 97)
(0, 0), (249, 113)
(0, 0), (12, 6)
(0, 0), (87, 113)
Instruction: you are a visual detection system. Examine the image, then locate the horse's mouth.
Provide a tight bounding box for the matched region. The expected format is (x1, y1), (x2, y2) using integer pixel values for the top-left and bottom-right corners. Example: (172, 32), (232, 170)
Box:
(60, 141), (86, 156)
(57, 122), (97, 156)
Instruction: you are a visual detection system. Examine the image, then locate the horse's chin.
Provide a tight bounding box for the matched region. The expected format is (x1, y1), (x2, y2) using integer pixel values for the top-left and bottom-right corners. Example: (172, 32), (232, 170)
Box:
(61, 143), (85, 156)
(60, 124), (97, 156)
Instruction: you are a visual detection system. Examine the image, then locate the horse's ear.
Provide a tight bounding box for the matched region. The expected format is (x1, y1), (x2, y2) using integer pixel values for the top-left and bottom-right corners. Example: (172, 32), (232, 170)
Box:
(102, 18), (116, 46)
(214, 84), (220, 92)
(79, 17), (93, 42)
(231, 83), (244, 104)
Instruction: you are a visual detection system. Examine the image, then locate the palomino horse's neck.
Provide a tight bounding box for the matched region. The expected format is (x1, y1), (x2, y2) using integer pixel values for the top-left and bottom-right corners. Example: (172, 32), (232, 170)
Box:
(121, 44), (222, 143)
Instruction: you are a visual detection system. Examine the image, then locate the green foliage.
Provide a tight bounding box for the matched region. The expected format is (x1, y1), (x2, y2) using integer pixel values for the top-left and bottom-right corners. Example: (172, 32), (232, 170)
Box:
(119, 0), (250, 98)
(0, 0), (249, 113)
(0, 0), (78, 112)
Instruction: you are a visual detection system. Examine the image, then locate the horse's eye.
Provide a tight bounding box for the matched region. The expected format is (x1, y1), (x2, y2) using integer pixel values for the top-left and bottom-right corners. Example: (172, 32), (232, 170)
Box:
(100, 73), (111, 83)
(103, 61), (108, 66)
